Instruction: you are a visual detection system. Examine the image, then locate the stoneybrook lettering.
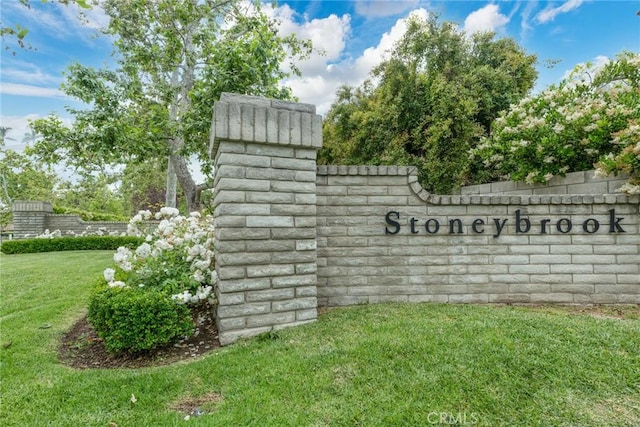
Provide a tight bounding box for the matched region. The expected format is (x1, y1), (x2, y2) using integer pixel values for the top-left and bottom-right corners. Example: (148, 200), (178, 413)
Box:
(384, 209), (625, 237)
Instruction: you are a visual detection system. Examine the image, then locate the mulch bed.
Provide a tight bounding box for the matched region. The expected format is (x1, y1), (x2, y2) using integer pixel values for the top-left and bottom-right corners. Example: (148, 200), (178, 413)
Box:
(58, 304), (221, 369)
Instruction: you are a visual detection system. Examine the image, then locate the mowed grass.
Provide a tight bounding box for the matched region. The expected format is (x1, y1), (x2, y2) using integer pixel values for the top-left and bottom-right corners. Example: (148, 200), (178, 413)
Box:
(1, 251), (639, 426)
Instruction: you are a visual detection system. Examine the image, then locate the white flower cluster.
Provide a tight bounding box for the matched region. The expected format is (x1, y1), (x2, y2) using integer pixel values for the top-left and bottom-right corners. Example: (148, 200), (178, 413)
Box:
(104, 207), (218, 305)
(35, 225), (126, 239)
(113, 247), (134, 271)
(36, 229), (62, 239)
(103, 267), (127, 288)
(171, 285), (213, 305)
(616, 182), (640, 195)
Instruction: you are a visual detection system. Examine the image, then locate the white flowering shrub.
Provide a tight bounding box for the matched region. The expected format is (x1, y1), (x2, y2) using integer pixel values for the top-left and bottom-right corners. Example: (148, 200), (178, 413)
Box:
(594, 121), (640, 194)
(33, 225), (126, 239)
(35, 229), (63, 239)
(88, 207), (218, 353)
(103, 207), (218, 304)
(471, 52), (639, 192)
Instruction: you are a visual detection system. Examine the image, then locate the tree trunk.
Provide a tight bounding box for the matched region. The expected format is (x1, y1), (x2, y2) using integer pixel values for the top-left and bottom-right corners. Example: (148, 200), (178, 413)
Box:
(166, 20), (199, 211)
(165, 155), (178, 208)
(170, 148), (199, 212)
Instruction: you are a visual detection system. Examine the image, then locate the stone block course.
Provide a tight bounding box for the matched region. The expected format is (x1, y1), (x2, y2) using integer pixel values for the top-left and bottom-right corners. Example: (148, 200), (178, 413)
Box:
(216, 302), (271, 318)
(219, 278), (271, 292)
(246, 142), (294, 158)
(272, 297), (318, 312)
(246, 288), (296, 302)
(246, 312), (296, 328)
(530, 293), (576, 303)
(617, 274), (640, 284)
(315, 163), (637, 308)
(246, 264), (295, 278)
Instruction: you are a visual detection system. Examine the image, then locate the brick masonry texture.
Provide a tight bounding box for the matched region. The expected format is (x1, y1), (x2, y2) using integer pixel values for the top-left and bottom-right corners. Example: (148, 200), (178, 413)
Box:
(459, 170), (630, 196)
(211, 93), (322, 346)
(316, 166), (639, 307)
(12, 201), (130, 238)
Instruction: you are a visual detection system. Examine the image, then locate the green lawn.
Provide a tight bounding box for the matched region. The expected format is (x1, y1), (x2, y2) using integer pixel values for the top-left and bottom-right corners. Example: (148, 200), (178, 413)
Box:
(1, 251), (639, 426)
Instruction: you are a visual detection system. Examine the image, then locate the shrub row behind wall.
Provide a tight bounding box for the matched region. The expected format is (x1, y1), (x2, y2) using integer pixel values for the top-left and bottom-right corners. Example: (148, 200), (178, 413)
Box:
(0, 236), (144, 254)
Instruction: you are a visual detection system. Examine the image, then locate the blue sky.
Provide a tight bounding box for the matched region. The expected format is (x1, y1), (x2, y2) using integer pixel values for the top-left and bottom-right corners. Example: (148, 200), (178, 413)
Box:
(1, 0), (639, 154)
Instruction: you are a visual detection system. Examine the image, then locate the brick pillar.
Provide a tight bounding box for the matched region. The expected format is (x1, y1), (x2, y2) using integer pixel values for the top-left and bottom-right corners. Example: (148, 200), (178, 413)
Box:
(210, 93), (322, 345)
(12, 201), (53, 239)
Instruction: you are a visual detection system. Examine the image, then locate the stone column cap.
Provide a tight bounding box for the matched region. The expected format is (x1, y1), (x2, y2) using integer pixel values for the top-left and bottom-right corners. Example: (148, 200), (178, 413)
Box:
(219, 93), (316, 114)
(12, 200), (53, 212)
(210, 93), (322, 157)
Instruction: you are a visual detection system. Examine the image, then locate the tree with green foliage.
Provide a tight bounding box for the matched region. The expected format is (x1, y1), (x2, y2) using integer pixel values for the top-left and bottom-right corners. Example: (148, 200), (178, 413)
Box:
(319, 15), (537, 193)
(21, 128), (40, 145)
(471, 52), (639, 193)
(0, 145), (59, 228)
(0, 127), (14, 145)
(31, 0), (312, 211)
(119, 159), (175, 215)
(55, 171), (126, 217)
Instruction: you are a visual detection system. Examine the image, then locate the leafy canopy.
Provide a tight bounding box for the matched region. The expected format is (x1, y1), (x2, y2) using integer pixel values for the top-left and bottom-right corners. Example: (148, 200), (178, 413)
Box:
(30, 0), (312, 210)
(0, 144), (59, 227)
(319, 14), (537, 194)
(1, 0), (94, 54)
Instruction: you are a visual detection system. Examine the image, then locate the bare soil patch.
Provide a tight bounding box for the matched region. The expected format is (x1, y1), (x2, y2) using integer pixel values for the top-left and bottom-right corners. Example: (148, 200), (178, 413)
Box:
(168, 392), (223, 417)
(58, 304), (220, 369)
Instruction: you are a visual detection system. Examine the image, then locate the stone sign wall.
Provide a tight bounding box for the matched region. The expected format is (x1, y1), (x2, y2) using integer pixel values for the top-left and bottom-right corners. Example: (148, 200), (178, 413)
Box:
(10, 94), (640, 347)
(11, 201), (130, 239)
(211, 93), (639, 345)
(316, 166), (638, 306)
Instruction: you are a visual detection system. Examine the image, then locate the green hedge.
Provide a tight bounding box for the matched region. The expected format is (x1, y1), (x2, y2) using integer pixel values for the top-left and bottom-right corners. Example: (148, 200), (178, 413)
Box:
(88, 286), (194, 354)
(0, 236), (144, 254)
(52, 206), (129, 222)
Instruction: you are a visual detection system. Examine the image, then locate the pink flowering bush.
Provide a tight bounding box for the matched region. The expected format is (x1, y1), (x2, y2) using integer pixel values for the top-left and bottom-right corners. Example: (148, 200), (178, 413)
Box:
(88, 207), (218, 353)
(471, 52), (639, 192)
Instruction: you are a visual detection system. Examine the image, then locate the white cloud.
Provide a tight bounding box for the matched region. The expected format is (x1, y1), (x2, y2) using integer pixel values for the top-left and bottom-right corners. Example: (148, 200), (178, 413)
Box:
(562, 55), (610, 81)
(4, 0), (108, 44)
(352, 9), (428, 79)
(20, 3), (74, 40)
(0, 114), (45, 151)
(0, 83), (67, 99)
(285, 76), (338, 116)
(520, 0), (538, 38)
(463, 4), (510, 35)
(536, 0), (586, 24)
(1, 62), (62, 86)
(273, 5), (351, 76)
(59, 2), (110, 31)
(354, 0), (420, 18)
(281, 7), (429, 115)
